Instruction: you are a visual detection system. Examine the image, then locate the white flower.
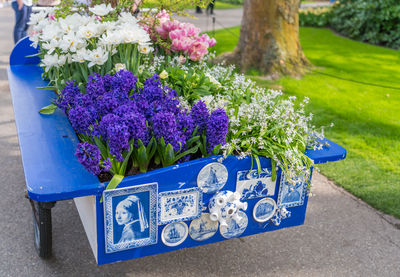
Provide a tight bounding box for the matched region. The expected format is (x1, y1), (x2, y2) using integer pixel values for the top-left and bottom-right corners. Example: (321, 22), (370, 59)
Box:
(41, 53), (59, 72)
(99, 32), (122, 46)
(58, 54), (67, 66)
(41, 24), (62, 42)
(71, 49), (88, 63)
(138, 65), (144, 74)
(114, 63), (126, 72)
(85, 47), (109, 67)
(78, 22), (102, 39)
(118, 12), (139, 25)
(138, 44), (153, 55)
(159, 70), (169, 79)
(89, 4), (114, 17)
(28, 10), (48, 26)
(59, 32), (86, 53)
(41, 39), (59, 54)
(205, 72), (222, 88)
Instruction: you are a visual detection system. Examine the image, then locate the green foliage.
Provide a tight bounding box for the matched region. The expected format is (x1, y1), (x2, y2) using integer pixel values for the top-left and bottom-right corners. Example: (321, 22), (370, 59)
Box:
(299, 7), (331, 27)
(211, 26), (400, 218)
(329, 0), (400, 49)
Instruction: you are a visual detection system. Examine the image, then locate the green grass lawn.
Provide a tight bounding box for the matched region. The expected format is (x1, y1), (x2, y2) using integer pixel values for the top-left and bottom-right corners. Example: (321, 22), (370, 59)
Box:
(209, 27), (400, 218)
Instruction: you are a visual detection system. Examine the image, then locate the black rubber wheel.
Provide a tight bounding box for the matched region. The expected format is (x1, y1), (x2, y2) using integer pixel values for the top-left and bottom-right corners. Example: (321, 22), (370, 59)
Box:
(31, 201), (54, 259)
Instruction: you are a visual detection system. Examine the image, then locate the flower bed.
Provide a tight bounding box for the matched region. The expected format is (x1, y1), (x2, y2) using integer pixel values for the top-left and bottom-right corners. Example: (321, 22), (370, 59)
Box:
(29, 3), (325, 191)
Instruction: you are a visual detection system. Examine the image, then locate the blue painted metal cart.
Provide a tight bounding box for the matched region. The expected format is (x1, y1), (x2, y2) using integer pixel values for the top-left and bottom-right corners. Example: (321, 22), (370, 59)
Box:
(8, 38), (346, 265)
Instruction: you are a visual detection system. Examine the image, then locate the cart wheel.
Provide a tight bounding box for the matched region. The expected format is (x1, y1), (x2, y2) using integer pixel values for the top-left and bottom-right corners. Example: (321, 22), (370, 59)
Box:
(30, 200), (55, 259)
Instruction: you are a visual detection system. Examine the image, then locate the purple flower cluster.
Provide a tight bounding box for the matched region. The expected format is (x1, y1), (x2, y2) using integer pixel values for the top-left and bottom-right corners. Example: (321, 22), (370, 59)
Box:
(60, 70), (229, 176)
(75, 142), (102, 175)
(206, 108), (229, 153)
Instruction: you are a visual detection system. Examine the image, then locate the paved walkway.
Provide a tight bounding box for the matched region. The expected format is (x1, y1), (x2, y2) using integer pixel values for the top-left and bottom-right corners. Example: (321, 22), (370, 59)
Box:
(1, 6), (400, 277)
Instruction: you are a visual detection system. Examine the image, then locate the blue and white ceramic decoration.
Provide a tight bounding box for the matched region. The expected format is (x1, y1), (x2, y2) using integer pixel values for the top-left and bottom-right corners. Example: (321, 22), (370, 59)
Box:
(208, 190), (248, 227)
(197, 162), (228, 194)
(253, 198), (277, 223)
(189, 213), (219, 241)
(103, 183), (158, 253)
(277, 173), (307, 208)
(271, 207), (291, 226)
(161, 222), (188, 247)
(158, 187), (202, 225)
(236, 168), (276, 200)
(219, 211), (248, 239)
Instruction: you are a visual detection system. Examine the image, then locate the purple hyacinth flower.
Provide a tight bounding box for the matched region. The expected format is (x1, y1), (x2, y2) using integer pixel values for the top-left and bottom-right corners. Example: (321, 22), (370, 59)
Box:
(86, 73), (106, 99)
(141, 75), (164, 103)
(152, 111), (184, 151)
(177, 110), (195, 141)
(191, 100), (209, 134)
(206, 108), (229, 153)
(98, 113), (121, 138)
(103, 157), (112, 172)
(68, 105), (94, 134)
(112, 69), (137, 95)
(75, 142), (102, 175)
(106, 122), (130, 162)
(57, 81), (80, 111)
(96, 91), (120, 115)
(122, 112), (149, 145)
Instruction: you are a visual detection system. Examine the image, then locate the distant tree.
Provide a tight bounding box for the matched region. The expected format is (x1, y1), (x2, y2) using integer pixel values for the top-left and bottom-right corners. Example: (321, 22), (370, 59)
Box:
(224, 0), (309, 77)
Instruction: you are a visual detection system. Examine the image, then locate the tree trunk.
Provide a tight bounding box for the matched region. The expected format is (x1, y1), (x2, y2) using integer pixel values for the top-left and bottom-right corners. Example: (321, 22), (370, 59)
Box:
(225, 0), (309, 77)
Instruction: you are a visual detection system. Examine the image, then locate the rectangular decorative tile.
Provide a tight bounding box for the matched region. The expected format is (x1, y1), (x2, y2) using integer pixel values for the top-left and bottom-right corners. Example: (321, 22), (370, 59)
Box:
(158, 187), (202, 225)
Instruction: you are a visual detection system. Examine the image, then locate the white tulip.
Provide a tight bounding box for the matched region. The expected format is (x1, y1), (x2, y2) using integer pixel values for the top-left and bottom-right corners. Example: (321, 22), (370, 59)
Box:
(138, 44), (153, 55)
(86, 47), (109, 67)
(41, 53), (59, 72)
(114, 63), (126, 72)
(89, 4), (114, 17)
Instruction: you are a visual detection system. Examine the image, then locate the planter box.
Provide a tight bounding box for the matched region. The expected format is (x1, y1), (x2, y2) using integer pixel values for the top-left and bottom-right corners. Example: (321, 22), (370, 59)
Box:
(8, 38), (346, 265)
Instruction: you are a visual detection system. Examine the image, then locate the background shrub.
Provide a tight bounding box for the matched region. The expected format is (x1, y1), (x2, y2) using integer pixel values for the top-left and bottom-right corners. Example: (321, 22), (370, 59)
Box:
(299, 7), (331, 27)
(329, 0), (400, 49)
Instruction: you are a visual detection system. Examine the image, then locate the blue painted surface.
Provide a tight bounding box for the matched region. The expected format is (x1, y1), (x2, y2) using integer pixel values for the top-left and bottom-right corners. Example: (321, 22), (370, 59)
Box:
(8, 65), (102, 202)
(94, 156), (315, 265)
(305, 139), (347, 164)
(9, 37), (40, 65)
(8, 38), (347, 265)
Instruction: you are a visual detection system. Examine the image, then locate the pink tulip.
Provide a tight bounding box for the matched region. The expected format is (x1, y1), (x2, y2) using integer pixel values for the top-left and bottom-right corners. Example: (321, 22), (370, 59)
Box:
(188, 41), (208, 61)
(171, 37), (192, 52)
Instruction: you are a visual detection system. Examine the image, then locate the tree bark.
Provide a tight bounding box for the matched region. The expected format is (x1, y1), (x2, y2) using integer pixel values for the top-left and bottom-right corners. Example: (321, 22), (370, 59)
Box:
(224, 0), (309, 77)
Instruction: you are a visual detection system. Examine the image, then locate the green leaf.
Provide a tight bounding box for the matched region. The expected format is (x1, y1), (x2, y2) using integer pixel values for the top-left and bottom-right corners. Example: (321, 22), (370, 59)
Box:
(271, 159), (277, 181)
(26, 52), (41, 58)
(254, 154), (261, 174)
(164, 144), (175, 167)
(137, 144), (149, 173)
(39, 103), (57, 115)
(93, 137), (108, 159)
(120, 143), (135, 175)
(174, 144), (199, 162)
(100, 174), (124, 202)
(212, 144), (222, 155)
(37, 86), (56, 90)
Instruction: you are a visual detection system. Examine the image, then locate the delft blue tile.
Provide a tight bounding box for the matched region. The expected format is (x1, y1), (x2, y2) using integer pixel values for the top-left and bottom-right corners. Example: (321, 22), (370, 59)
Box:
(253, 198), (277, 223)
(103, 182), (158, 253)
(189, 213), (219, 241)
(219, 211), (248, 239)
(197, 162), (228, 194)
(277, 173), (308, 208)
(161, 221), (188, 247)
(158, 187), (202, 225)
(236, 168), (276, 200)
